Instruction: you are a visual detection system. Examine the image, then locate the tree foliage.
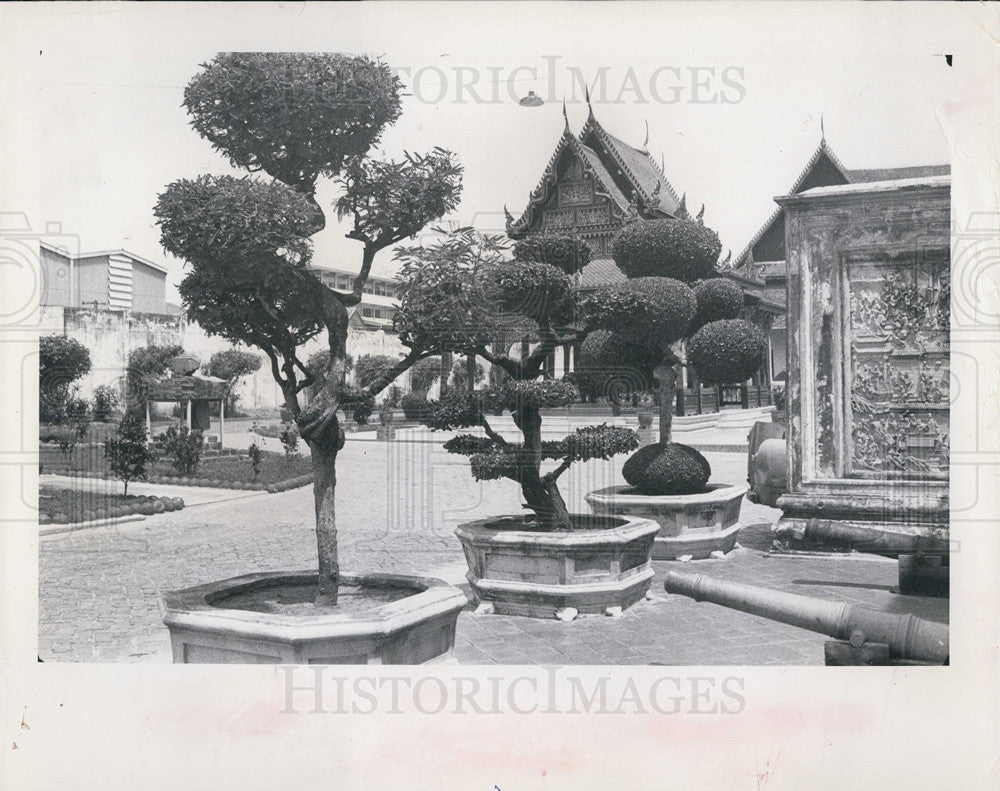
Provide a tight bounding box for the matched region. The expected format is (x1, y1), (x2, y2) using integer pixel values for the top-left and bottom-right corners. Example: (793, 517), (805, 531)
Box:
(40, 336), (91, 389)
(184, 52), (403, 191)
(125, 344), (183, 408)
(611, 218), (721, 281)
(354, 354), (400, 389)
(512, 235), (591, 275)
(104, 412), (152, 495)
(686, 319), (767, 384)
(691, 278), (744, 332)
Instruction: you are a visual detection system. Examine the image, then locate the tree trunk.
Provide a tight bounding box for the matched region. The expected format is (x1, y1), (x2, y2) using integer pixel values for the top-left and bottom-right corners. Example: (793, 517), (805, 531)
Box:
(466, 354), (476, 393)
(512, 405), (573, 531)
(310, 440), (340, 605)
(296, 297), (350, 606)
(654, 358), (678, 445)
(439, 350), (452, 397)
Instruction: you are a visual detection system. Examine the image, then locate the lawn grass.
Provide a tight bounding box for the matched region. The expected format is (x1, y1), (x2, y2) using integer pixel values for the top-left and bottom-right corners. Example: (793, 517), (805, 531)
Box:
(40, 445), (312, 488)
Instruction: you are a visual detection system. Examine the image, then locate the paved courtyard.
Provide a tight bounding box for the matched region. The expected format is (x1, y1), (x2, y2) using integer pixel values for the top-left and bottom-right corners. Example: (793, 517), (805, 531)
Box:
(38, 440), (948, 664)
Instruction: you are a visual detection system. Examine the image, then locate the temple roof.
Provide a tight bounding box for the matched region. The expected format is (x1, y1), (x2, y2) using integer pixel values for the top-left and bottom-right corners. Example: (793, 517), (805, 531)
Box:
(733, 139), (950, 270)
(506, 102), (681, 238)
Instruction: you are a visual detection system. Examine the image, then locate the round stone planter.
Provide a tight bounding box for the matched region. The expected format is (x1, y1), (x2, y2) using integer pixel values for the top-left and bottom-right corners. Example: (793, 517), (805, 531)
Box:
(585, 483), (749, 561)
(162, 571), (468, 664)
(455, 514), (659, 620)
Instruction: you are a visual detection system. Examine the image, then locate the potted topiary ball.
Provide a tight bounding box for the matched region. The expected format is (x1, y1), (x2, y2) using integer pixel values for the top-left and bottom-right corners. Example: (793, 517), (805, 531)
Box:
(396, 230), (659, 620)
(584, 215), (767, 560)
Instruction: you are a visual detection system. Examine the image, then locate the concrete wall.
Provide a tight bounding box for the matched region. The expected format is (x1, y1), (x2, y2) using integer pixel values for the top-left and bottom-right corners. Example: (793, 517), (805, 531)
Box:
(41, 305), (185, 401)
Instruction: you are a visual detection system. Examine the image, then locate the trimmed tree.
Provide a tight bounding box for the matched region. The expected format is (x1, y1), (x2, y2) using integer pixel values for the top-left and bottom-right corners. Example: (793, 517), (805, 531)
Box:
(104, 411), (152, 496)
(125, 344), (183, 409)
(206, 348), (263, 414)
(39, 335), (92, 424)
(396, 230), (637, 532)
(154, 53), (462, 604)
(591, 215), (767, 496)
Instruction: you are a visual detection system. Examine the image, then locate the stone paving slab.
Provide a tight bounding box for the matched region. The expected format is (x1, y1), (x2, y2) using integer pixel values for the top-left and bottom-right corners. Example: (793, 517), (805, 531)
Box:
(38, 445), (948, 665)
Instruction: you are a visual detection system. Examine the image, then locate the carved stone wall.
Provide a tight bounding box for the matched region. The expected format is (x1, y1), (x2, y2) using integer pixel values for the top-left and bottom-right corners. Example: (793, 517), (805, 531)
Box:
(774, 178), (950, 539)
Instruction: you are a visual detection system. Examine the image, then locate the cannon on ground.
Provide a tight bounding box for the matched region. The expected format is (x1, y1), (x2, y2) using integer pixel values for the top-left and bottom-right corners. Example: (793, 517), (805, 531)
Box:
(664, 570), (948, 665)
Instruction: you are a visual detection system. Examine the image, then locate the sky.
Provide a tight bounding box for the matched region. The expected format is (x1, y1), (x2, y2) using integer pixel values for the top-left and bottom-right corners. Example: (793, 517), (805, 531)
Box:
(4, 3), (990, 307)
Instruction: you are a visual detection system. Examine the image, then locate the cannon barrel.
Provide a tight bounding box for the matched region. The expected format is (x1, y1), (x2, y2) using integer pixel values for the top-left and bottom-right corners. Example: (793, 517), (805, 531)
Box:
(664, 571), (948, 664)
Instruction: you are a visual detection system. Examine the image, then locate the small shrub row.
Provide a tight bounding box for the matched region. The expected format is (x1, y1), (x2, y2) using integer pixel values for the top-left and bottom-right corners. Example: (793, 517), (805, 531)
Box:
(265, 474), (313, 493)
(39, 495), (185, 525)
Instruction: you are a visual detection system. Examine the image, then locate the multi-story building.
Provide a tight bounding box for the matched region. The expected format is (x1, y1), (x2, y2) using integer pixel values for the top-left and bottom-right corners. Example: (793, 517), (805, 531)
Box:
(40, 241), (169, 314)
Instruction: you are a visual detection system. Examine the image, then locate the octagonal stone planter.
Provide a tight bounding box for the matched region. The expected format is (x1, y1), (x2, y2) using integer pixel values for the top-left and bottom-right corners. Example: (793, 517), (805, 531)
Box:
(162, 571), (468, 664)
(455, 514), (659, 619)
(585, 483), (749, 561)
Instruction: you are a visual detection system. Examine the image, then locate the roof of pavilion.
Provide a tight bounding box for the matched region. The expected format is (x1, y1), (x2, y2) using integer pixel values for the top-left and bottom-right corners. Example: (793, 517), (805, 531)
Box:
(505, 101), (683, 238)
(146, 374), (229, 402)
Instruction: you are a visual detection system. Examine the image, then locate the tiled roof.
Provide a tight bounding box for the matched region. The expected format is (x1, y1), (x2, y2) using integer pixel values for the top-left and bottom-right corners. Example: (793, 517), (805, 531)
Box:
(575, 257), (626, 290)
(577, 145), (631, 210)
(846, 165), (950, 182)
(601, 131), (681, 213)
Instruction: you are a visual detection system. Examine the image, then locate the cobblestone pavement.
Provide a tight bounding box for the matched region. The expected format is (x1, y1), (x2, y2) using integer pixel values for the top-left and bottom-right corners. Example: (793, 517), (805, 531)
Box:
(38, 443), (948, 664)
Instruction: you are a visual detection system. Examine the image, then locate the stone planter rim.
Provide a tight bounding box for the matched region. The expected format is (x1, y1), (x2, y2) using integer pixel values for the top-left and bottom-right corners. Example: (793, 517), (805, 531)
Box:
(586, 482), (749, 509)
(455, 513), (660, 548)
(162, 570), (468, 643)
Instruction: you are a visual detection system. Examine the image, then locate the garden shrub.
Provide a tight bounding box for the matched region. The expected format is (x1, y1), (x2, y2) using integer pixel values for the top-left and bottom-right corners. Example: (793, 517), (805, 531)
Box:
(512, 235), (591, 275)
(586, 277), (696, 348)
(91, 384), (121, 422)
(621, 442), (711, 496)
(484, 259), (575, 324)
(104, 412), (153, 495)
(687, 319), (767, 384)
(611, 218), (721, 281)
(401, 392), (431, 421)
(279, 423), (300, 459)
(691, 278), (744, 332)
(158, 424), (205, 476)
(247, 442), (263, 479)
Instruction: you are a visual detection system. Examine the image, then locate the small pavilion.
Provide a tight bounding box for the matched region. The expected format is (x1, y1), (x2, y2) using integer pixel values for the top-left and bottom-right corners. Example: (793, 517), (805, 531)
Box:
(145, 354), (230, 448)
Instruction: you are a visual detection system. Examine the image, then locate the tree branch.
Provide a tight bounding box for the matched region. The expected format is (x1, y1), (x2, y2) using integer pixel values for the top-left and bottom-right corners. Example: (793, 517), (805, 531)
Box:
(361, 347), (434, 398)
(544, 457), (573, 483)
(480, 415), (508, 447)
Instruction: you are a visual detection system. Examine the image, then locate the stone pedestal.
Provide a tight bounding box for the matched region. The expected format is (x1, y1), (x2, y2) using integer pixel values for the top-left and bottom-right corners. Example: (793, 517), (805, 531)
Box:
(773, 177), (950, 592)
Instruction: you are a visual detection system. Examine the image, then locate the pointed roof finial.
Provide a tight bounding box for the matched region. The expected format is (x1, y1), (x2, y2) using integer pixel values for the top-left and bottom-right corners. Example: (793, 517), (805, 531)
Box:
(696, 204), (705, 224)
(562, 99), (570, 131)
(678, 192), (688, 218)
(660, 153), (665, 173)
(504, 204), (515, 230)
(820, 113), (826, 144)
(642, 120), (650, 153)
(585, 85), (595, 121)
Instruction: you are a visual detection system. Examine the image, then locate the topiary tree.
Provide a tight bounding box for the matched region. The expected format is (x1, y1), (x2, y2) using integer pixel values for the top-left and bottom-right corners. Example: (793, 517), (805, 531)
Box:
(154, 53), (462, 604)
(206, 348), (263, 415)
(396, 230), (637, 531)
(592, 216), (767, 496)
